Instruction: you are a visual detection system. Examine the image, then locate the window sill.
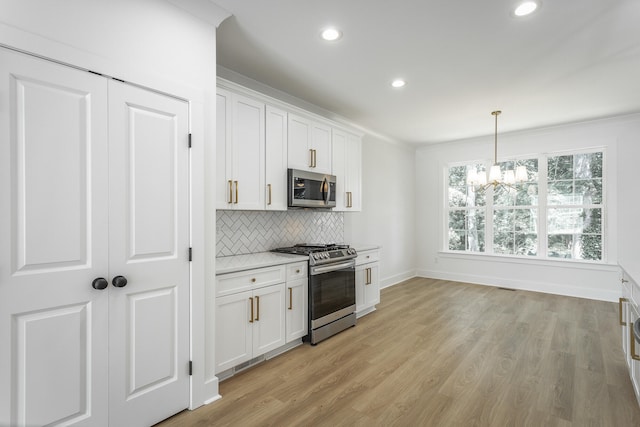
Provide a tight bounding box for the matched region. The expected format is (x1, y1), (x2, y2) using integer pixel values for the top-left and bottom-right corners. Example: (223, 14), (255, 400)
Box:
(437, 251), (619, 271)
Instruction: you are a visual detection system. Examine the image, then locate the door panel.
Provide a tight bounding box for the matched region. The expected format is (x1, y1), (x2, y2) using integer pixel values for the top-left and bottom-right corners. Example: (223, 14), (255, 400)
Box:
(127, 287), (178, 397)
(107, 80), (190, 426)
(127, 104), (178, 259)
(0, 48), (109, 426)
(215, 292), (253, 373)
(253, 284), (285, 355)
(232, 94), (265, 210)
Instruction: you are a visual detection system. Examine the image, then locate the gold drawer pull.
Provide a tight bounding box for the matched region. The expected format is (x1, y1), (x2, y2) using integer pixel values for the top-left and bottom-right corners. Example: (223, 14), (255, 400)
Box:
(267, 184), (272, 205)
(620, 298), (628, 326)
(288, 287), (293, 310)
(251, 278), (256, 283)
(296, 269), (300, 273)
(249, 297), (254, 323)
(255, 296), (260, 321)
(631, 322), (640, 361)
(234, 181), (239, 204)
(228, 180), (233, 203)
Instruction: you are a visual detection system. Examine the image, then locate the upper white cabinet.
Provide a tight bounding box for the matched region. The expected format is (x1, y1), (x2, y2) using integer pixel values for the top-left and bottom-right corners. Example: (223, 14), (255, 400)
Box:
(217, 79), (363, 212)
(265, 105), (288, 211)
(332, 129), (363, 211)
(288, 113), (332, 174)
(216, 89), (265, 210)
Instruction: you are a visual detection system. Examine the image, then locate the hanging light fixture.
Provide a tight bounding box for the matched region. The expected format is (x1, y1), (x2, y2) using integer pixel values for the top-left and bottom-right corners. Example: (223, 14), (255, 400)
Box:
(467, 110), (527, 191)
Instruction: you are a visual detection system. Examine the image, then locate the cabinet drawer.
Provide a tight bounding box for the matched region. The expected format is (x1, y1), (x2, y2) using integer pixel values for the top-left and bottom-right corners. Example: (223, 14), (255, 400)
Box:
(286, 262), (307, 281)
(217, 265), (286, 297)
(356, 249), (379, 266)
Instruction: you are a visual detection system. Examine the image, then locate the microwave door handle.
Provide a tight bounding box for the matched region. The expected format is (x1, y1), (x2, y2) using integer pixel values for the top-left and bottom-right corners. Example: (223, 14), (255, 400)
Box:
(323, 177), (330, 205)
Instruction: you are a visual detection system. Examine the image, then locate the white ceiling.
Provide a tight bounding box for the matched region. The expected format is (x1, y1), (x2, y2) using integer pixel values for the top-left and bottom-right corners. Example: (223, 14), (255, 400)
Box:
(212, 0), (640, 144)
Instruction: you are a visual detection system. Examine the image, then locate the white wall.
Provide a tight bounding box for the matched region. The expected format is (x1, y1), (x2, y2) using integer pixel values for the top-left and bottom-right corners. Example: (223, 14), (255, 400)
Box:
(0, 0), (228, 408)
(617, 118), (640, 283)
(416, 114), (640, 302)
(344, 135), (417, 287)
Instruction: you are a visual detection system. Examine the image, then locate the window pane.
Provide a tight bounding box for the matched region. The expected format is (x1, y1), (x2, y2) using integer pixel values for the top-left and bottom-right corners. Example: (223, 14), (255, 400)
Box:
(547, 208), (602, 261)
(548, 155), (573, 180)
(449, 165), (467, 186)
(515, 233), (538, 256)
(449, 230), (466, 251)
(515, 209), (537, 233)
(516, 184), (538, 206)
(575, 152), (602, 179)
(548, 181), (574, 205)
(494, 232), (514, 255)
(580, 235), (602, 260)
(575, 179), (602, 204)
(449, 210), (465, 230)
(548, 234), (573, 259)
(582, 208), (602, 234)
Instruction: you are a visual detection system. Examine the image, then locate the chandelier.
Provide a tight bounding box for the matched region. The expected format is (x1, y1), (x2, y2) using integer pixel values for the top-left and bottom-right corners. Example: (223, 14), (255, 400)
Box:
(466, 110), (527, 190)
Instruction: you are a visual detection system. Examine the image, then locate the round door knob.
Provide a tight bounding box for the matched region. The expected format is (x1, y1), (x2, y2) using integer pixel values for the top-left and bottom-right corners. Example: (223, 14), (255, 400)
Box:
(92, 277), (108, 290)
(112, 275), (128, 288)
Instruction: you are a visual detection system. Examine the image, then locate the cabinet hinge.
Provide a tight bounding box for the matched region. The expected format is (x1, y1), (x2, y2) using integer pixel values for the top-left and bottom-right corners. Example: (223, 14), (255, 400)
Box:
(188, 133), (192, 148)
(189, 361), (193, 376)
(189, 247), (193, 262)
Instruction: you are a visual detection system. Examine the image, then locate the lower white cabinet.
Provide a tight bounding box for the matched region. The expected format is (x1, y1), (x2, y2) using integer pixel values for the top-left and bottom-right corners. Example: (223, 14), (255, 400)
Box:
(286, 278), (308, 342)
(215, 276), (285, 374)
(355, 249), (380, 317)
(215, 261), (308, 374)
(620, 277), (640, 406)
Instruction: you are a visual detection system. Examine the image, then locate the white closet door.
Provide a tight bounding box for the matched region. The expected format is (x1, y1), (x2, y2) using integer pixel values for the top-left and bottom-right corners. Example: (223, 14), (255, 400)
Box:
(0, 48), (109, 426)
(107, 81), (190, 426)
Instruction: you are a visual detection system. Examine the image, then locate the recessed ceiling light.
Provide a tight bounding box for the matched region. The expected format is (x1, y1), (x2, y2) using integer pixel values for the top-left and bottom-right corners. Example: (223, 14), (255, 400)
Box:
(514, 1), (539, 17)
(391, 79), (406, 88)
(321, 27), (342, 41)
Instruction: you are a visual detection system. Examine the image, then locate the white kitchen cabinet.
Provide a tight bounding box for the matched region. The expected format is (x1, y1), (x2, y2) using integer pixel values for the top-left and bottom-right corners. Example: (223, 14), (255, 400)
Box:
(215, 266), (287, 374)
(355, 249), (380, 317)
(288, 113), (332, 174)
(216, 88), (265, 210)
(285, 262), (308, 342)
(265, 105), (288, 210)
(620, 275), (640, 406)
(332, 128), (362, 211)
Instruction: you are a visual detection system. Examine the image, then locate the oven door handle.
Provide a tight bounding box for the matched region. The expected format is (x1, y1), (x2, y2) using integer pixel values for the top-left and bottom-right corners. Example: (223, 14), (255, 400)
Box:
(311, 260), (355, 275)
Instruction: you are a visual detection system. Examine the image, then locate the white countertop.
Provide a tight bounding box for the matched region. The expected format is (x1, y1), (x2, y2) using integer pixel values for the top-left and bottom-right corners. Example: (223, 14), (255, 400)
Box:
(216, 245), (380, 275)
(216, 252), (308, 275)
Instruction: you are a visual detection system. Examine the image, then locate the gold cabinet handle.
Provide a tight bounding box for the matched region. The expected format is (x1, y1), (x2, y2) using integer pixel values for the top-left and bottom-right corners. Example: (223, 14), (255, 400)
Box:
(631, 321), (640, 361)
(620, 298), (628, 326)
(251, 278), (256, 283)
(313, 149), (317, 168)
(234, 181), (239, 204)
(228, 180), (233, 203)
(288, 287), (293, 310)
(296, 269), (300, 273)
(255, 295), (260, 321)
(622, 278), (630, 283)
(267, 184), (272, 205)
(249, 297), (254, 323)
(309, 149), (314, 168)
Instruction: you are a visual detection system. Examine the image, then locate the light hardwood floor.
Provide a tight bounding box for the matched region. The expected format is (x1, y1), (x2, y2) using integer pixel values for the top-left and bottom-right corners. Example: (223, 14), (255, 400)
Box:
(158, 278), (640, 426)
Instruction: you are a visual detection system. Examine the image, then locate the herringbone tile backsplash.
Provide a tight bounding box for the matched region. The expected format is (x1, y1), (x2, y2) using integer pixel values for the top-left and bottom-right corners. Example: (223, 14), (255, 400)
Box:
(216, 210), (345, 257)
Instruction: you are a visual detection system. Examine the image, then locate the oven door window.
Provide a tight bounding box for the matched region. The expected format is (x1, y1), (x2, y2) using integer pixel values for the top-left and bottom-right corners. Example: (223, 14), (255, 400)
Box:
(310, 267), (355, 320)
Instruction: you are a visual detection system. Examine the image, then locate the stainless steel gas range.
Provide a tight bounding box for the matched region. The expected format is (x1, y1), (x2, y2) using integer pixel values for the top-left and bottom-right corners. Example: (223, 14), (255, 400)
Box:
(272, 244), (357, 345)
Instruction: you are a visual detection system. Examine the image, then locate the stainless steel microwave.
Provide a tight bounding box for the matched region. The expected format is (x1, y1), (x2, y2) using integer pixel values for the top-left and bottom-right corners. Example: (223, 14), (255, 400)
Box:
(288, 169), (336, 209)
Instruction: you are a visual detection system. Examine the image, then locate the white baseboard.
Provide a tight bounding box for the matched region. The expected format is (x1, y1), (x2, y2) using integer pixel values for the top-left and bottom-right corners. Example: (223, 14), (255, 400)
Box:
(381, 269), (417, 289)
(416, 269), (620, 302)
